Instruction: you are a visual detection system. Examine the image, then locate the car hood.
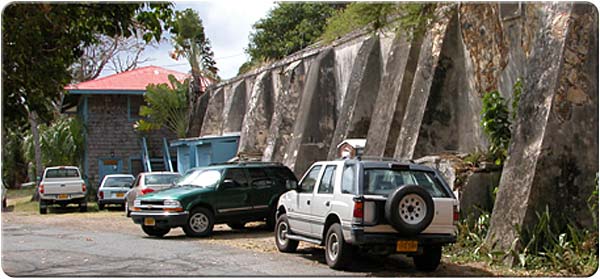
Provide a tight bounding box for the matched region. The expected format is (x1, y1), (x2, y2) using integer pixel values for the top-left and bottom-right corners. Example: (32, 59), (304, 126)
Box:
(137, 186), (213, 200)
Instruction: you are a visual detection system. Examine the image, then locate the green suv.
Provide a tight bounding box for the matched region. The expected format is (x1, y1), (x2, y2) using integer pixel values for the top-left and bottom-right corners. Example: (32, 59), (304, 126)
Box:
(129, 162), (297, 238)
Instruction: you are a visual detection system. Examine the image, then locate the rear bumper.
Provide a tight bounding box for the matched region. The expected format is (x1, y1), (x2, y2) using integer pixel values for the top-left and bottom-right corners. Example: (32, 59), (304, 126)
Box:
(349, 228), (456, 246)
(40, 194), (86, 205)
(130, 211), (189, 228)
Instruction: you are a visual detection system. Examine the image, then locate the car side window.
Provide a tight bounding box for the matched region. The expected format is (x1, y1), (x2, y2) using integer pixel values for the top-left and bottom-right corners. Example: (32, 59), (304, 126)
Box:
(223, 168), (248, 188)
(132, 175), (141, 188)
(341, 164), (356, 194)
(299, 166), (321, 193)
(318, 165), (336, 194)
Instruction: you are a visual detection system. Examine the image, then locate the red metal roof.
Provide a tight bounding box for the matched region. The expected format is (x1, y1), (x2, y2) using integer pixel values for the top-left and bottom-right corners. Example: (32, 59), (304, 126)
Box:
(65, 66), (194, 91)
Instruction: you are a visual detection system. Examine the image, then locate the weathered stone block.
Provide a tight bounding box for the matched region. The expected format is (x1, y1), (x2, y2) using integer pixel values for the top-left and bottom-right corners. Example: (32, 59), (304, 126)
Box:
(222, 80), (247, 134)
(486, 3), (598, 254)
(200, 87), (225, 136)
(238, 71), (275, 154)
(263, 61), (306, 162)
(328, 35), (382, 159)
(283, 48), (337, 176)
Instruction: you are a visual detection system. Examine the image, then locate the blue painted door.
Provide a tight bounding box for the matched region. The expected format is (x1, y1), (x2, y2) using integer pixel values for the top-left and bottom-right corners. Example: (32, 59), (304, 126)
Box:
(98, 159), (123, 182)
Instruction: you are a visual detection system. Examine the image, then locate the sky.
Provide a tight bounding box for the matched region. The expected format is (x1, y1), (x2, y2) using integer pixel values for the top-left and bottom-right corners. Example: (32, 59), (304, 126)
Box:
(102, 1), (276, 80)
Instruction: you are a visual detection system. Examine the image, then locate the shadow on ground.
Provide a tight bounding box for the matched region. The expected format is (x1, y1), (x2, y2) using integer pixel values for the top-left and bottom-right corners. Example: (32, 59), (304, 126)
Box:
(296, 247), (495, 276)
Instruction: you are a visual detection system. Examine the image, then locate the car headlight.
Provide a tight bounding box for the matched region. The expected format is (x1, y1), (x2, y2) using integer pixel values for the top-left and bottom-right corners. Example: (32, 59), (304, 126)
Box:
(134, 199), (141, 207)
(163, 199), (181, 207)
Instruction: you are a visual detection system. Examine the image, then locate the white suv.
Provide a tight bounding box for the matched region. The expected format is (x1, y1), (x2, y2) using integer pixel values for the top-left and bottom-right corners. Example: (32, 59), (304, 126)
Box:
(274, 158), (458, 271)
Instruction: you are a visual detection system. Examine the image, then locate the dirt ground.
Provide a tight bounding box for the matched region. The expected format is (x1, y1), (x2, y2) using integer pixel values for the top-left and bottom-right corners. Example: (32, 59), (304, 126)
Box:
(0, 200), (574, 277)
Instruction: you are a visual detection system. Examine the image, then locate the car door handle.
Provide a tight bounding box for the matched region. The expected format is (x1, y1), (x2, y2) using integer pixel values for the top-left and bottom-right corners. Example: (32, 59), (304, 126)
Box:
(306, 200), (310, 205)
(325, 201), (330, 207)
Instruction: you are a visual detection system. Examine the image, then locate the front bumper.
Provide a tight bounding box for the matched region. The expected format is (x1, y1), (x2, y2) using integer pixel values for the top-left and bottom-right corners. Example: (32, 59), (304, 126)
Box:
(130, 211), (189, 228)
(98, 198), (125, 205)
(349, 228), (456, 246)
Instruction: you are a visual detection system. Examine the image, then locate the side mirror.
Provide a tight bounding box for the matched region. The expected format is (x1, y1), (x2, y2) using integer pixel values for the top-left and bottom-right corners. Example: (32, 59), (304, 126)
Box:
(221, 179), (237, 190)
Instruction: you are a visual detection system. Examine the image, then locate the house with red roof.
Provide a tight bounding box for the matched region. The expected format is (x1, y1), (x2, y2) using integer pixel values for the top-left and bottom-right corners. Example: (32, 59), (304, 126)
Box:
(62, 65), (210, 186)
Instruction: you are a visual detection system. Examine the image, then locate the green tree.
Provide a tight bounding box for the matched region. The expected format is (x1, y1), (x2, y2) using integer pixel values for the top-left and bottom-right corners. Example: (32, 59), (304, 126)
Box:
(2, 3), (174, 185)
(245, 3), (339, 64)
(135, 75), (190, 138)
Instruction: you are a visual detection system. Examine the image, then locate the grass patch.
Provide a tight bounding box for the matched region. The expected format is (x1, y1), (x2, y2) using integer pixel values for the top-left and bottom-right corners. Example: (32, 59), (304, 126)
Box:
(9, 194), (101, 214)
(6, 187), (36, 199)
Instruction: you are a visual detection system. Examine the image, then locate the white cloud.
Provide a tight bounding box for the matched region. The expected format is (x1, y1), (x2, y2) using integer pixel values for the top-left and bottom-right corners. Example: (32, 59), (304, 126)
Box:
(101, 1), (275, 80)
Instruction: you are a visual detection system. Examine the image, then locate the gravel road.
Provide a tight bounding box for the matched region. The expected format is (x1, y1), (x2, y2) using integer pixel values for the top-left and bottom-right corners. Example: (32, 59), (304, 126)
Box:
(1, 208), (495, 276)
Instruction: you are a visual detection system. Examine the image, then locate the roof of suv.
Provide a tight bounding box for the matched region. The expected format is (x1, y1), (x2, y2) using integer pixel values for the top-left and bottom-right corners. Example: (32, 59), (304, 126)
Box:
(314, 158), (437, 172)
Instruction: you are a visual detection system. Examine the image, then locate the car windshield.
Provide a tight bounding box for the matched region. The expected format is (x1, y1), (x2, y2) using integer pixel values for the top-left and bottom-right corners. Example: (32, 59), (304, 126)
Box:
(176, 169), (222, 188)
(363, 169), (450, 198)
(103, 177), (134, 188)
(144, 174), (180, 186)
(45, 169), (80, 178)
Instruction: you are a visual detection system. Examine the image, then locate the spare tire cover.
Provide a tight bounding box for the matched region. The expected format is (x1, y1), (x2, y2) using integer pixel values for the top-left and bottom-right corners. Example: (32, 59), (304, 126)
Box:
(385, 184), (434, 236)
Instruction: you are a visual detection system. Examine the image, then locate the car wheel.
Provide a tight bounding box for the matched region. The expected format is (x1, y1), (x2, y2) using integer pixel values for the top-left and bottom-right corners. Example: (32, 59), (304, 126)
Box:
(385, 184), (434, 236)
(79, 203), (87, 212)
(183, 207), (214, 237)
(413, 245), (442, 271)
(227, 221), (246, 230)
(2, 198), (6, 209)
(325, 223), (352, 269)
(265, 206), (276, 231)
(275, 214), (298, 253)
(39, 201), (47, 215)
(98, 203), (105, 210)
(141, 225), (170, 238)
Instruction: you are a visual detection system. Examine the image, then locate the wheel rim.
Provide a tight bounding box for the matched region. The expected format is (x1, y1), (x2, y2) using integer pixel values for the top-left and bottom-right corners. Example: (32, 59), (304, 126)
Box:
(277, 221), (288, 246)
(327, 232), (339, 261)
(189, 212), (209, 232)
(399, 193), (427, 225)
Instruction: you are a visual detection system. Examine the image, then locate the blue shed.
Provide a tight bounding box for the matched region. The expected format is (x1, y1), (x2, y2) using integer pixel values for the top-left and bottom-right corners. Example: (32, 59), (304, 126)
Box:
(170, 133), (240, 174)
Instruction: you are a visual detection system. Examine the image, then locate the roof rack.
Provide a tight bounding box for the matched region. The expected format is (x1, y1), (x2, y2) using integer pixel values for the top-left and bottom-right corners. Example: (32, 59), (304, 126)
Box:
(354, 155), (415, 164)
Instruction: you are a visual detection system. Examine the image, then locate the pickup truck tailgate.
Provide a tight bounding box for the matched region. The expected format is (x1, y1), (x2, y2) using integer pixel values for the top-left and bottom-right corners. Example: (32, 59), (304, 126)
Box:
(43, 178), (84, 194)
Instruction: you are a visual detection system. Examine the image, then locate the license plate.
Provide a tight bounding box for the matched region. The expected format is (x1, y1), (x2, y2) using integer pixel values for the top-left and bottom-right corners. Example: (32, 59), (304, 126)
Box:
(396, 240), (418, 252)
(116, 193), (125, 198)
(144, 217), (155, 226)
(57, 194), (69, 200)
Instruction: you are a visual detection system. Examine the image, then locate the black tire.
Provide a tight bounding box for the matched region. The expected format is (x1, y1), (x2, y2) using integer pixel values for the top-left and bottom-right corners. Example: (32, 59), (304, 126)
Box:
(98, 203), (105, 210)
(183, 207), (214, 237)
(227, 221), (246, 230)
(265, 206), (276, 231)
(413, 245), (442, 271)
(142, 225), (170, 238)
(275, 214), (298, 253)
(125, 201), (131, 217)
(39, 201), (47, 215)
(79, 203), (87, 212)
(2, 198), (7, 209)
(385, 185), (434, 236)
(325, 223), (353, 270)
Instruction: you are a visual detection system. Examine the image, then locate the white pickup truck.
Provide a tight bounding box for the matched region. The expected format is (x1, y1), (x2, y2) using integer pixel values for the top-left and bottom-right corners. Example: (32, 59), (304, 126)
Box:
(39, 166), (87, 214)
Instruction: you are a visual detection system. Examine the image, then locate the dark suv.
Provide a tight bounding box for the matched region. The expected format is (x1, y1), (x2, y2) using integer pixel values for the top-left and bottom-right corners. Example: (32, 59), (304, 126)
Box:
(129, 162), (298, 238)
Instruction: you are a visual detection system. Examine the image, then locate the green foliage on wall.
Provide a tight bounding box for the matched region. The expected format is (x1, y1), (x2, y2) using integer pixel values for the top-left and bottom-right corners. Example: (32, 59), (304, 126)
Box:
(481, 90), (512, 165)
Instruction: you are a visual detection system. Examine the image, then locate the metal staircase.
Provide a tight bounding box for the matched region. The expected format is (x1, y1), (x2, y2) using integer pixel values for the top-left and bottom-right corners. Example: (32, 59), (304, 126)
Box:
(141, 137), (174, 172)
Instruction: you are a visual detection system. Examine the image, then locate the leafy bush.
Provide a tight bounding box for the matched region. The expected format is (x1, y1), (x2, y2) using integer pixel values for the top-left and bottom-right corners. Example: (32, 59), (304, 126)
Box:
(22, 116), (85, 171)
(481, 90), (511, 165)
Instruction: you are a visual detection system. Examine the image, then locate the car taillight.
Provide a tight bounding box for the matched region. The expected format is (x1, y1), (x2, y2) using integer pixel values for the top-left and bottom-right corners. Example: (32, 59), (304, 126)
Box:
(140, 188), (154, 195)
(82, 183), (87, 192)
(353, 201), (364, 219)
(453, 205), (459, 225)
(39, 184), (44, 194)
(99, 191), (104, 199)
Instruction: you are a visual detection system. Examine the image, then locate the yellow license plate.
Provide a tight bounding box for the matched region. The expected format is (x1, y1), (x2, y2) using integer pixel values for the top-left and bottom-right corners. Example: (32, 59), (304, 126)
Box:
(57, 194), (69, 200)
(144, 217), (155, 226)
(116, 193), (125, 198)
(396, 240), (418, 252)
